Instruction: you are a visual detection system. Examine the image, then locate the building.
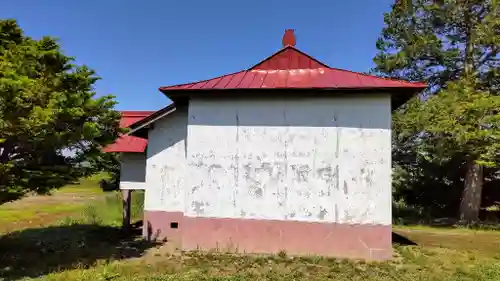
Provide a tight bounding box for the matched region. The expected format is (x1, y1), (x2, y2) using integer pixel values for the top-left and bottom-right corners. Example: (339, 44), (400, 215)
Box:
(104, 111), (155, 190)
(106, 30), (426, 260)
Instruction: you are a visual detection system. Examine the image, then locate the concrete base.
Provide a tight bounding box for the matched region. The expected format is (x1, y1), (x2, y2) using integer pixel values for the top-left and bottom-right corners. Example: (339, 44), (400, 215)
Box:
(143, 211), (183, 243)
(143, 210), (392, 260)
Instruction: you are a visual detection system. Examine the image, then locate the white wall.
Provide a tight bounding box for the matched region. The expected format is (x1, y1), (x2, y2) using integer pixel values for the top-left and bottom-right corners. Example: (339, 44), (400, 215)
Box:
(120, 153), (146, 190)
(185, 96), (392, 225)
(144, 108), (188, 212)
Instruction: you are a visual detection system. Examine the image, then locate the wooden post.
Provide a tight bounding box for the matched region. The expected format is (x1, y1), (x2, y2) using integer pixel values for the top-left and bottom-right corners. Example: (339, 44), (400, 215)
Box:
(122, 189), (132, 233)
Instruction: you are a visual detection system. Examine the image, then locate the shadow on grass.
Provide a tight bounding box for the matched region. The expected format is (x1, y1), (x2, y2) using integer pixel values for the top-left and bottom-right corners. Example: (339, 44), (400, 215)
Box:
(0, 222), (159, 281)
(392, 232), (417, 246)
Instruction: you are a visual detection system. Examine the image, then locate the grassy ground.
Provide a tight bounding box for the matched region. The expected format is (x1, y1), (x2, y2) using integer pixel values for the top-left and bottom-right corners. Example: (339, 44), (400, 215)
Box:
(0, 179), (499, 281)
(0, 178), (103, 233)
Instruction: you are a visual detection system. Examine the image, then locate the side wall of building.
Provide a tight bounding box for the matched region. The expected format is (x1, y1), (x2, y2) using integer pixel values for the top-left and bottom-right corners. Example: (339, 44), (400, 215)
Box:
(186, 96), (392, 224)
(143, 108), (188, 242)
(119, 153), (146, 190)
(183, 96), (392, 259)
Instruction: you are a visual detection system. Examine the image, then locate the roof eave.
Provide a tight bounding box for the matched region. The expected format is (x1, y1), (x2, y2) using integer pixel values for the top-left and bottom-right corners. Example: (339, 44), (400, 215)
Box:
(127, 103), (177, 138)
(159, 86), (426, 110)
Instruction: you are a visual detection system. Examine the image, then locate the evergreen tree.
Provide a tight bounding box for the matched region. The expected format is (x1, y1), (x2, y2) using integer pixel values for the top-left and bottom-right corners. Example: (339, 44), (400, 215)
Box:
(0, 20), (122, 203)
(374, 0), (500, 221)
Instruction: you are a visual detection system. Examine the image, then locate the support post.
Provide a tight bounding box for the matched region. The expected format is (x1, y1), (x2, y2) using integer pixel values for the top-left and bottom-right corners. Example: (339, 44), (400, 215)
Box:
(122, 189), (132, 233)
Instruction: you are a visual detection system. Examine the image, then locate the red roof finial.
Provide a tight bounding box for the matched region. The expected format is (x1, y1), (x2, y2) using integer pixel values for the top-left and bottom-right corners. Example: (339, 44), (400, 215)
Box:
(282, 29), (296, 47)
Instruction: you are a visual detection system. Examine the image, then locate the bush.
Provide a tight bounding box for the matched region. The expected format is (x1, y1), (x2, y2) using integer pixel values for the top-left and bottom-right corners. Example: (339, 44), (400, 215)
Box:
(99, 178), (119, 192)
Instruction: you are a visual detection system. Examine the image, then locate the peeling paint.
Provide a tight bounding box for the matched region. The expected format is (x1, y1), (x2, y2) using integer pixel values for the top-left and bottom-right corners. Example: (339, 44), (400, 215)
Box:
(249, 185), (264, 198)
(335, 204), (339, 222)
(317, 207), (328, 220)
(291, 164), (311, 182)
(334, 165), (340, 190)
(191, 185), (201, 193)
(316, 166), (334, 182)
(192, 201), (206, 215)
(208, 164), (223, 172)
(142, 97), (394, 226)
(144, 109), (187, 213)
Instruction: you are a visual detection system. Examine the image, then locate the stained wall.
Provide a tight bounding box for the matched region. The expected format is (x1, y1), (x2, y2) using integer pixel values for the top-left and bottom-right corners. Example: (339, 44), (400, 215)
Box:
(144, 108), (188, 212)
(185, 96), (392, 226)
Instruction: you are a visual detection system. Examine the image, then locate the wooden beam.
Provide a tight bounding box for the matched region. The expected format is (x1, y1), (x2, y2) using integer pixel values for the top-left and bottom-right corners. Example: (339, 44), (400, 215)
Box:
(122, 189), (132, 233)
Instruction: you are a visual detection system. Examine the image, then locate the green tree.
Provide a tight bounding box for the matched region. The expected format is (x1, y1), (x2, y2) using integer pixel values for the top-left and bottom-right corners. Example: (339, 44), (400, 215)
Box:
(0, 19), (122, 204)
(90, 152), (121, 191)
(373, 0), (500, 222)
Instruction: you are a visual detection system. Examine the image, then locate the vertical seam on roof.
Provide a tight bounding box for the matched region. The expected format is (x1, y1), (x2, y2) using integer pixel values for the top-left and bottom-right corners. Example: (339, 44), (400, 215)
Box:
(355, 73), (364, 87)
(196, 80), (210, 89)
(247, 71), (258, 87)
(234, 72), (244, 88)
(268, 70), (277, 88)
(229, 72), (238, 88)
(208, 77), (223, 88)
(217, 74), (231, 88)
(257, 71), (268, 88)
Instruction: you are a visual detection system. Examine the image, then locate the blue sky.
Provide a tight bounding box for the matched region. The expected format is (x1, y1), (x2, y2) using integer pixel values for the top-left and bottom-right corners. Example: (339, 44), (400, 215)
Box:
(2, 0), (394, 111)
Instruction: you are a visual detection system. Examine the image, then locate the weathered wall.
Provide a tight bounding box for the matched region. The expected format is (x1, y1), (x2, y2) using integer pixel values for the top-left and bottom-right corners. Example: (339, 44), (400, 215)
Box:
(186, 96), (392, 225)
(144, 108), (188, 212)
(119, 153), (146, 190)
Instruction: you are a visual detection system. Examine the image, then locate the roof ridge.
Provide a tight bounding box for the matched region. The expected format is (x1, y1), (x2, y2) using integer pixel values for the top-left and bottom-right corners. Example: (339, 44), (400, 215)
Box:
(248, 46), (330, 70)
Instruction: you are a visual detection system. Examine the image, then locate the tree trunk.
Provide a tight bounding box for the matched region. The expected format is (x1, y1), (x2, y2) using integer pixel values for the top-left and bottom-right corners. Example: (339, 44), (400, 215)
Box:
(459, 159), (483, 222)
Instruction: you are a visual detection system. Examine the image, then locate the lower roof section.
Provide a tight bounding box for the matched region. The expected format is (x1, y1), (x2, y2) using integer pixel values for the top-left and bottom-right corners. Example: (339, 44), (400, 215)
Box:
(103, 135), (148, 153)
(103, 110), (155, 153)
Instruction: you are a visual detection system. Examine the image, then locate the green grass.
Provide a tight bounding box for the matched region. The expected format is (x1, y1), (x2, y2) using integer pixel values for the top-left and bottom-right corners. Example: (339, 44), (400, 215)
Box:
(74, 191), (144, 227)
(1, 178), (500, 280)
(0, 176), (105, 233)
(0, 204), (84, 223)
(394, 227), (500, 257)
(53, 174), (108, 194)
(29, 246), (500, 281)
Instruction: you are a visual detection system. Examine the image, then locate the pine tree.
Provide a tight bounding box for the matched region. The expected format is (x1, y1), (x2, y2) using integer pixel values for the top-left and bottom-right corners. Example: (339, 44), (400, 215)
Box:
(374, 0), (500, 222)
(0, 20), (123, 203)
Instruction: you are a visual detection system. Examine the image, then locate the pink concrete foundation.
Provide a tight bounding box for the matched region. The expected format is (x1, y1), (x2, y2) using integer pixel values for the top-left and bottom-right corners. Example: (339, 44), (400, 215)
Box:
(143, 211), (183, 243)
(143, 211), (392, 260)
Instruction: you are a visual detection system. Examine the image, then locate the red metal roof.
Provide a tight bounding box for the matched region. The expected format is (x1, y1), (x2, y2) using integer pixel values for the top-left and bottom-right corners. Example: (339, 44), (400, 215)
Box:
(119, 111), (156, 127)
(103, 111), (154, 153)
(159, 30), (426, 97)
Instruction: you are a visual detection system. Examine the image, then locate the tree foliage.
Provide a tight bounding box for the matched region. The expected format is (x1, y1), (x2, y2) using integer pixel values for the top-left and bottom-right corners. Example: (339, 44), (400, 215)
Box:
(374, 0), (500, 221)
(398, 80), (500, 166)
(375, 0), (500, 91)
(91, 152), (121, 191)
(0, 19), (122, 203)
